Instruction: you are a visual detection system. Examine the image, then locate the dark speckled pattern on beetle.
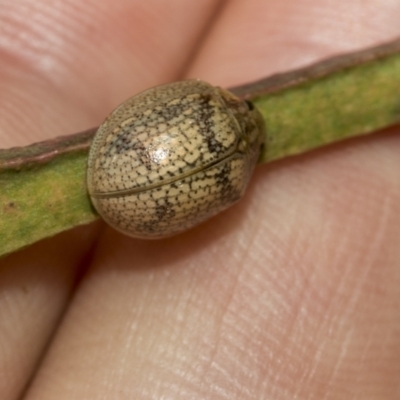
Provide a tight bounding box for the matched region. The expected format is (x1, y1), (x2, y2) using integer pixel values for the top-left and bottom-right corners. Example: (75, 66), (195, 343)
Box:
(87, 80), (265, 238)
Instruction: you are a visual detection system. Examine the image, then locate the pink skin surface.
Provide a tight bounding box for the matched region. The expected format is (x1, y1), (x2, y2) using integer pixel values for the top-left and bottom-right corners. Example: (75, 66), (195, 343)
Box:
(0, 1), (400, 399)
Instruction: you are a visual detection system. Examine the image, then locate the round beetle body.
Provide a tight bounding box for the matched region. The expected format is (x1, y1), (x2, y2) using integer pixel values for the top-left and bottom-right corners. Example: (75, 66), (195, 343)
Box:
(87, 80), (264, 238)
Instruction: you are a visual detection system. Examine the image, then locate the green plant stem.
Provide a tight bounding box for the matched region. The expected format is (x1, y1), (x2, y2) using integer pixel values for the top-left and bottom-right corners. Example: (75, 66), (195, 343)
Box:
(231, 37), (400, 162)
(1, 38), (400, 256)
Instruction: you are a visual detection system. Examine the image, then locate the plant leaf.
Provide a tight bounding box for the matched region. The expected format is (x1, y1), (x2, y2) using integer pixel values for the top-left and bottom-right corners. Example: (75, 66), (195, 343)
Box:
(1, 38), (400, 256)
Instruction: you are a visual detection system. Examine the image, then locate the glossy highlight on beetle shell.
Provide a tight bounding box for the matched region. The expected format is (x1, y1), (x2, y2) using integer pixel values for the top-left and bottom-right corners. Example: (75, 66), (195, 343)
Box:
(87, 80), (264, 238)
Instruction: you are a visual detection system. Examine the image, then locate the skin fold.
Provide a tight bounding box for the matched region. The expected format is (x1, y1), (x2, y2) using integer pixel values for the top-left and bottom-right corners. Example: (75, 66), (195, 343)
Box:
(0, 0), (399, 399)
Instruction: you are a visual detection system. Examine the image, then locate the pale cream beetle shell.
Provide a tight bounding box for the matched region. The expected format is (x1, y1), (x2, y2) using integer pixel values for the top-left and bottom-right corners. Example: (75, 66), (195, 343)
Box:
(87, 80), (265, 238)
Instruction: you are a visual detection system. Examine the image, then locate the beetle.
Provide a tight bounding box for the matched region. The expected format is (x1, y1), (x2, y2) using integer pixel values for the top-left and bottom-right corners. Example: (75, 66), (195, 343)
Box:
(87, 80), (265, 238)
